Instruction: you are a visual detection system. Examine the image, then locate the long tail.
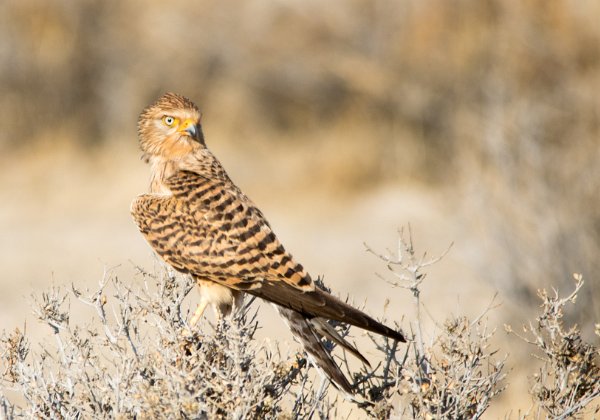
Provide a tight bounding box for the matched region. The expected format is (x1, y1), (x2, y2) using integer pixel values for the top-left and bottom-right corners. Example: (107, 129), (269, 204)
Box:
(251, 281), (406, 342)
(251, 281), (405, 392)
(276, 306), (356, 393)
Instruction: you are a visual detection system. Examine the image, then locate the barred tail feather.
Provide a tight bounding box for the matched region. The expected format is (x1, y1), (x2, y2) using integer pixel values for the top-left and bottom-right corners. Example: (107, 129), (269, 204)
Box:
(276, 306), (355, 393)
(310, 317), (370, 367)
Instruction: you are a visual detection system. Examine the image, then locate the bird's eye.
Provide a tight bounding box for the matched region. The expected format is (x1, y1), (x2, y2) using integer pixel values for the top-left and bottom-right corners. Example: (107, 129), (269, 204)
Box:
(162, 116), (176, 126)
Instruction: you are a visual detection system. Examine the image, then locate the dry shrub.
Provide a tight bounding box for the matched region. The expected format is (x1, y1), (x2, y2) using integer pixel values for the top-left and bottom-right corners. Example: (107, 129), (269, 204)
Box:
(1, 229), (598, 419)
(506, 275), (600, 419)
(2, 0), (598, 332)
(354, 229), (506, 419)
(0, 269), (323, 419)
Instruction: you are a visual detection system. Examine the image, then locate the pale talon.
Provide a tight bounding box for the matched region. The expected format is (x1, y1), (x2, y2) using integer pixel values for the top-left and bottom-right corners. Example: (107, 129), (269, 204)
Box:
(189, 300), (208, 327)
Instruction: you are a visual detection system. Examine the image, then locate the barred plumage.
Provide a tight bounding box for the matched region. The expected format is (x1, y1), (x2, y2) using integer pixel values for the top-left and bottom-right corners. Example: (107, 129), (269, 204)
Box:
(131, 92), (405, 393)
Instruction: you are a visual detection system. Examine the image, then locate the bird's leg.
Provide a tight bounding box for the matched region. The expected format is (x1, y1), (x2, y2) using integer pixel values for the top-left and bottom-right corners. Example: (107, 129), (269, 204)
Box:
(189, 300), (208, 326)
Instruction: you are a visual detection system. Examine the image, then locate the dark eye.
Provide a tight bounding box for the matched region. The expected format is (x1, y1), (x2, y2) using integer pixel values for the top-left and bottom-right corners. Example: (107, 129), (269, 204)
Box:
(163, 116), (176, 126)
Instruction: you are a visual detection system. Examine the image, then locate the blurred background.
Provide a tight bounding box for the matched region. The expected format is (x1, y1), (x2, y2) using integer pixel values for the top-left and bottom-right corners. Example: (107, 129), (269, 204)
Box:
(1, 0), (599, 415)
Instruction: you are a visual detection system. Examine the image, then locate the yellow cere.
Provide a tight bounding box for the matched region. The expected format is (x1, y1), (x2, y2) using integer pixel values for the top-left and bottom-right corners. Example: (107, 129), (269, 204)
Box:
(179, 119), (195, 131)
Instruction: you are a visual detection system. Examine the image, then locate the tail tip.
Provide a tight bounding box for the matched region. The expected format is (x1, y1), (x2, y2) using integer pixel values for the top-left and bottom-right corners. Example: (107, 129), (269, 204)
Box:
(390, 328), (407, 343)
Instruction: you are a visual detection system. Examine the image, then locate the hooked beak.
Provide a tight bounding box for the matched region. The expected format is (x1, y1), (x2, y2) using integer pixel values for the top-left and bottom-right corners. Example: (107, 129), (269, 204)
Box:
(178, 119), (199, 140)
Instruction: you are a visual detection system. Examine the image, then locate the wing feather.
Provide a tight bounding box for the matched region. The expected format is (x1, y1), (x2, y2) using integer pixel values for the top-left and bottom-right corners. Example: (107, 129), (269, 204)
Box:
(132, 170), (405, 343)
(131, 170), (314, 292)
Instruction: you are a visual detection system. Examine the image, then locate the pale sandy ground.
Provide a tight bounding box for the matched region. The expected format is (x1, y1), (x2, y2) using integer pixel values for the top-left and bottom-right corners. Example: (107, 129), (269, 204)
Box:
(0, 141), (538, 417)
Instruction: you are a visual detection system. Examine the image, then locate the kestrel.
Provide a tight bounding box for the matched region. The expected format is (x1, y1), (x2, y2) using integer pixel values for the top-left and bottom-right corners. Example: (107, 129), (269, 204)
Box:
(131, 93), (405, 393)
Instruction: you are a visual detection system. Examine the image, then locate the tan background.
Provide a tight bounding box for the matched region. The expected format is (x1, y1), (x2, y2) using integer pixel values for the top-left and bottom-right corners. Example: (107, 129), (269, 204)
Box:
(1, 0), (599, 416)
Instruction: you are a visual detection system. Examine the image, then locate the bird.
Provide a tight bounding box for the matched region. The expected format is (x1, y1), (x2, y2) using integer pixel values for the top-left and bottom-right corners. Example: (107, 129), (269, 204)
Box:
(131, 92), (406, 393)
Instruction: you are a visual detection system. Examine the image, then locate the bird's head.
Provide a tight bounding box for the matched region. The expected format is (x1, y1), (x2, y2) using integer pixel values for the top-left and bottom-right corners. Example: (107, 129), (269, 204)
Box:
(138, 92), (204, 161)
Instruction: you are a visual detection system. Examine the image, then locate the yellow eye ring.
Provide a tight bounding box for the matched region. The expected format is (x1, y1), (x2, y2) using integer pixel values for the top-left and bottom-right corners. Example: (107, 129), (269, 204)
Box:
(163, 116), (177, 126)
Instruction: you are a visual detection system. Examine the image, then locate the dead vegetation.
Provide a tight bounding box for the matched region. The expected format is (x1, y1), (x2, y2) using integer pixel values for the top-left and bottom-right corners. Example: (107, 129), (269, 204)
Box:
(506, 274), (600, 419)
(2, 230), (597, 419)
